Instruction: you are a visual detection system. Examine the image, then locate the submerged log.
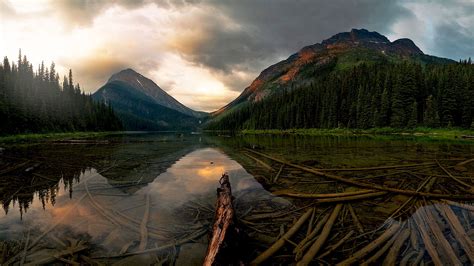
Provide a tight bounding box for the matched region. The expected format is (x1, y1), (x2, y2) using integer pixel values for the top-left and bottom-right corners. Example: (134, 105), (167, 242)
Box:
(203, 173), (241, 266)
(245, 148), (474, 199)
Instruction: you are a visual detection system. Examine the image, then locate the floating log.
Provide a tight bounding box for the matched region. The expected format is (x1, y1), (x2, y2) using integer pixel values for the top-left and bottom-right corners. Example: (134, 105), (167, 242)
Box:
(203, 173), (240, 266)
(461, 135), (474, 139)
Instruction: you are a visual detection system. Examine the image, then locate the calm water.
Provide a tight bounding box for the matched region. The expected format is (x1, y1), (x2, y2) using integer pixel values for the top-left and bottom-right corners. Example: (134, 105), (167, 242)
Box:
(0, 133), (473, 265)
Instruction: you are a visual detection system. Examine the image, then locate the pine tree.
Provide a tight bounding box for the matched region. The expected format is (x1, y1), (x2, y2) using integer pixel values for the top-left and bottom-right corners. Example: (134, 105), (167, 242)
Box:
(407, 101), (418, 128)
(423, 95), (439, 127)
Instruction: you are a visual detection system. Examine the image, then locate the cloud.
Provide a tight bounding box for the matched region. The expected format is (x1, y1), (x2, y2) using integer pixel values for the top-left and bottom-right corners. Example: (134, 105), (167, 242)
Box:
(61, 52), (129, 90)
(389, 0), (473, 60)
(0, 0), (16, 18)
(2, 0), (472, 112)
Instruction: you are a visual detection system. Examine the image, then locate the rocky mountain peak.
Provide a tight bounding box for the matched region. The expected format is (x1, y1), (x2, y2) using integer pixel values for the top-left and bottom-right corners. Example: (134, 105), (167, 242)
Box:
(322, 28), (390, 46)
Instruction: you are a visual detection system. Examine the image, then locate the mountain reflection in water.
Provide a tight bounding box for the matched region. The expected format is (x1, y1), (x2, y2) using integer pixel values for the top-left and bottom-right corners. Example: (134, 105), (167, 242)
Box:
(0, 133), (473, 265)
(0, 140), (290, 264)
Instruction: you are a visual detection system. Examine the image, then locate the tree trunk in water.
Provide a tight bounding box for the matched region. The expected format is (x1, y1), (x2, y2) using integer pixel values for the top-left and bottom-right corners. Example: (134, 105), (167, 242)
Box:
(203, 173), (241, 266)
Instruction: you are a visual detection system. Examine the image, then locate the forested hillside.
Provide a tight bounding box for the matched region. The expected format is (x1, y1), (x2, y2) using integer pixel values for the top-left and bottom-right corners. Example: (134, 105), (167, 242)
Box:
(92, 69), (205, 131)
(0, 52), (122, 135)
(206, 60), (474, 130)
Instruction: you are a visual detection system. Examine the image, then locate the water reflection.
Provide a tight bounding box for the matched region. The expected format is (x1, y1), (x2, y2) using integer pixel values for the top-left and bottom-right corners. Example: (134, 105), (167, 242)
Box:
(0, 144), (290, 264)
(0, 133), (473, 264)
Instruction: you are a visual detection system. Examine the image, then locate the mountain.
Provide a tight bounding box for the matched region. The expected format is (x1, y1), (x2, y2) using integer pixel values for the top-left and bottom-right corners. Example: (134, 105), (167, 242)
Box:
(214, 29), (453, 115)
(207, 29), (473, 130)
(93, 69), (206, 131)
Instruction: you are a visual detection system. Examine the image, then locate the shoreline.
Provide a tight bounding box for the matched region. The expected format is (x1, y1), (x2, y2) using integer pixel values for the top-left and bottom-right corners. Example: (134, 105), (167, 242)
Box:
(239, 127), (474, 141)
(0, 131), (122, 144)
(1, 127), (474, 144)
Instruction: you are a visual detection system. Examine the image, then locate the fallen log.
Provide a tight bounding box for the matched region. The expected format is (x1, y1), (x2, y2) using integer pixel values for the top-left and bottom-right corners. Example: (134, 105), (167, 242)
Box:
(245, 148), (474, 200)
(273, 189), (374, 198)
(382, 228), (410, 265)
(273, 164), (284, 183)
(318, 162), (436, 171)
(203, 173), (241, 266)
(434, 203), (474, 263)
(336, 222), (401, 265)
(138, 193), (151, 251)
(347, 204), (364, 234)
(294, 211), (331, 259)
(244, 153), (274, 171)
(250, 208), (313, 265)
(318, 230), (355, 258)
(412, 207), (443, 266)
(314, 192), (387, 203)
(436, 160), (473, 191)
(297, 204), (343, 266)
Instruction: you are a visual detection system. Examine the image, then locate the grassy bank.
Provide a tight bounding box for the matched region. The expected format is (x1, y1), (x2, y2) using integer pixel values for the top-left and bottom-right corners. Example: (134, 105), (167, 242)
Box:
(0, 131), (123, 144)
(240, 127), (474, 140)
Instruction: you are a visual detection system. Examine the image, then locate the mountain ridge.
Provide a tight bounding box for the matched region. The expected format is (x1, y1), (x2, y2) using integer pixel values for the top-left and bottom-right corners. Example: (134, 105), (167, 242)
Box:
(213, 28), (454, 115)
(106, 68), (205, 118)
(93, 69), (206, 130)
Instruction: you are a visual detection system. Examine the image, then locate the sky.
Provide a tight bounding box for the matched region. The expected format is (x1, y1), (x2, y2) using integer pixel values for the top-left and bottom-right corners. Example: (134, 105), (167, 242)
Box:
(1, 0), (473, 112)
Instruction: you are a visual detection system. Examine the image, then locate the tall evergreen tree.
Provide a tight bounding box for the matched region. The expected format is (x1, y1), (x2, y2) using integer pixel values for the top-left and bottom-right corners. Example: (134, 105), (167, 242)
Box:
(0, 54), (123, 135)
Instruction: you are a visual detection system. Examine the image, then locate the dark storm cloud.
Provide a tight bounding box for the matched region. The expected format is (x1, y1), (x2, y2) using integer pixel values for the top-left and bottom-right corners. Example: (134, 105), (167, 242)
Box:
(428, 1), (474, 60)
(434, 23), (474, 60)
(49, 0), (473, 92)
(163, 0), (413, 91)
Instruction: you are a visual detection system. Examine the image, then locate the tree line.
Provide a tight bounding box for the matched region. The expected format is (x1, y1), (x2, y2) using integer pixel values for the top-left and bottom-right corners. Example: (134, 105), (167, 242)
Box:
(206, 60), (474, 131)
(0, 51), (122, 135)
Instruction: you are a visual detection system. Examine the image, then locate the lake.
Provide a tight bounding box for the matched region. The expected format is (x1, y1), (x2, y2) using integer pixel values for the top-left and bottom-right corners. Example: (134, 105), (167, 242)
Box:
(0, 133), (473, 265)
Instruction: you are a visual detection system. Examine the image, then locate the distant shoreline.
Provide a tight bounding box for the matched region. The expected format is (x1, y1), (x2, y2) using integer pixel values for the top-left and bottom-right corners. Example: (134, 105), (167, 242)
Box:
(0, 132), (123, 144)
(2, 127), (474, 144)
(239, 127), (474, 141)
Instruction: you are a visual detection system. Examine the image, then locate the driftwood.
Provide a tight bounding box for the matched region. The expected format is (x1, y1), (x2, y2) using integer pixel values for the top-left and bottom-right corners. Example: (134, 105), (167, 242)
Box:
(347, 204), (364, 234)
(361, 226), (404, 266)
(273, 165), (284, 183)
(436, 160), (473, 191)
(297, 204), (343, 266)
(273, 189), (374, 198)
(244, 153), (274, 171)
(251, 208), (313, 265)
(336, 222), (401, 265)
(294, 211), (331, 259)
(138, 193), (151, 251)
(412, 208), (443, 266)
(382, 228), (410, 265)
(318, 230), (355, 258)
(245, 149), (474, 200)
(318, 162), (436, 172)
(203, 174), (238, 266)
(434, 204), (474, 263)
